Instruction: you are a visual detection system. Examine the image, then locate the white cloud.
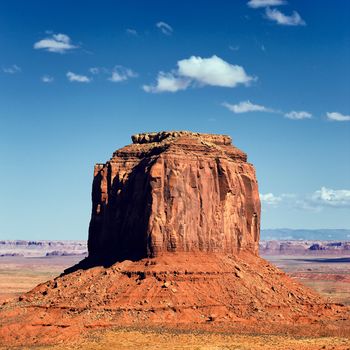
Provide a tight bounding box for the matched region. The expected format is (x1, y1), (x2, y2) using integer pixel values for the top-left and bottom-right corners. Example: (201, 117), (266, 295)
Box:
(327, 112), (350, 122)
(260, 193), (282, 206)
(88, 66), (137, 82)
(260, 188), (350, 211)
(66, 71), (91, 83)
(311, 187), (350, 208)
(223, 100), (273, 114)
(143, 72), (190, 93)
(41, 75), (54, 83)
(143, 55), (254, 93)
(108, 66), (138, 82)
(156, 21), (173, 35)
(248, 0), (285, 8)
(285, 111), (312, 120)
(89, 67), (101, 75)
(223, 104), (313, 119)
(229, 45), (240, 51)
(2, 65), (21, 74)
(178, 55), (253, 87)
(265, 8), (305, 26)
(126, 28), (138, 36)
(34, 33), (78, 53)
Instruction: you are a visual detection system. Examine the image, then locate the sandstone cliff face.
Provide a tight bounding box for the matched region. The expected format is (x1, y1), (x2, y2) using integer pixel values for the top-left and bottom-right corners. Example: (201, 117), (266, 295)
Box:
(88, 131), (260, 263)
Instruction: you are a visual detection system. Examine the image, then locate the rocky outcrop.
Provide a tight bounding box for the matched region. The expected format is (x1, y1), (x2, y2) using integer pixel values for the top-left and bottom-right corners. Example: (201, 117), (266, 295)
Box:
(88, 131), (260, 264)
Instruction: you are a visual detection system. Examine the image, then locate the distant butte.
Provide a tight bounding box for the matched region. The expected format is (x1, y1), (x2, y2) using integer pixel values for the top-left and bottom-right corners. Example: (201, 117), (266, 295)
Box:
(0, 131), (349, 347)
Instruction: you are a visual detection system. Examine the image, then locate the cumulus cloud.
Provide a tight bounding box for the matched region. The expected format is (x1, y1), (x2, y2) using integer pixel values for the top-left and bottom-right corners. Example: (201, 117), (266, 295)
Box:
(143, 72), (190, 93)
(260, 193), (282, 206)
(265, 8), (305, 26)
(144, 55), (254, 93)
(178, 55), (253, 87)
(247, 0), (285, 8)
(222, 100), (273, 114)
(327, 112), (350, 122)
(285, 111), (312, 120)
(156, 21), (173, 35)
(2, 65), (21, 74)
(108, 66), (138, 82)
(66, 71), (91, 83)
(41, 75), (54, 83)
(34, 33), (78, 53)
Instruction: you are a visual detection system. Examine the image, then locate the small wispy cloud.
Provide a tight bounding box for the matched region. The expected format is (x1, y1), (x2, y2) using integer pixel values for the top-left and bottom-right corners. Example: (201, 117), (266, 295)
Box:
(66, 71), (91, 83)
(88, 66), (137, 82)
(41, 75), (54, 83)
(260, 193), (282, 206)
(265, 8), (305, 26)
(326, 112), (350, 122)
(222, 100), (274, 114)
(89, 67), (101, 75)
(229, 45), (240, 51)
(143, 55), (254, 93)
(285, 111), (312, 120)
(156, 21), (173, 35)
(260, 187), (350, 211)
(223, 103), (314, 120)
(108, 66), (138, 82)
(126, 28), (138, 36)
(34, 33), (78, 53)
(2, 64), (21, 74)
(247, 0), (285, 8)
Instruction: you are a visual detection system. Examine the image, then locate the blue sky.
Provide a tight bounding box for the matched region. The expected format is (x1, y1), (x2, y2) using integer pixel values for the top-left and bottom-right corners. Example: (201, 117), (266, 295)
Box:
(0, 0), (349, 240)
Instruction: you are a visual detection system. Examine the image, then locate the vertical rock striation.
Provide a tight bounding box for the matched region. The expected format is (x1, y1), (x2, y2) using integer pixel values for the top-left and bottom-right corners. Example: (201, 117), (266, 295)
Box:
(88, 131), (260, 264)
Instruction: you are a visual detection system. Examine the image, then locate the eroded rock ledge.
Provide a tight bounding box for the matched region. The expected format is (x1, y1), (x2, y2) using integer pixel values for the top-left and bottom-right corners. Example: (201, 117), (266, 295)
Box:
(131, 131), (232, 145)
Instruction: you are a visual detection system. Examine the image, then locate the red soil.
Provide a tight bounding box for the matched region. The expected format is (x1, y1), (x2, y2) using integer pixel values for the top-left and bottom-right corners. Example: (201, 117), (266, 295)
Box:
(0, 252), (349, 347)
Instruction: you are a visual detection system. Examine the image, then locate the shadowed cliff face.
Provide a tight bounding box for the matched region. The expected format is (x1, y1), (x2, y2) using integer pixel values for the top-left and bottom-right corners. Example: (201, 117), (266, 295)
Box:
(87, 131), (261, 265)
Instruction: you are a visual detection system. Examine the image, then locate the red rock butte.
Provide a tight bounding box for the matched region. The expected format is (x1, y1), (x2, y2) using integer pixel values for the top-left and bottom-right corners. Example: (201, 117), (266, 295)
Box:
(0, 131), (349, 347)
(88, 131), (260, 265)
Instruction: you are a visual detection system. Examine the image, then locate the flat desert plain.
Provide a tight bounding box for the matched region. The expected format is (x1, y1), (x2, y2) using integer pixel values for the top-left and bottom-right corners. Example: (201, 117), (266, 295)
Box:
(0, 252), (349, 349)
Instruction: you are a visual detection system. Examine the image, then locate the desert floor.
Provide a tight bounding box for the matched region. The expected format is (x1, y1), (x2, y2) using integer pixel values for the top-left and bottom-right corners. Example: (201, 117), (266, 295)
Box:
(0, 254), (349, 349)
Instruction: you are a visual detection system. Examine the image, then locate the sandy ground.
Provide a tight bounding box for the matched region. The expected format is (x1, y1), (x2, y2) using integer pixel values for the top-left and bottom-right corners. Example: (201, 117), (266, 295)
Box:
(266, 255), (350, 305)
(0, 256), (82, 303)
(34, 328), (349, 350)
